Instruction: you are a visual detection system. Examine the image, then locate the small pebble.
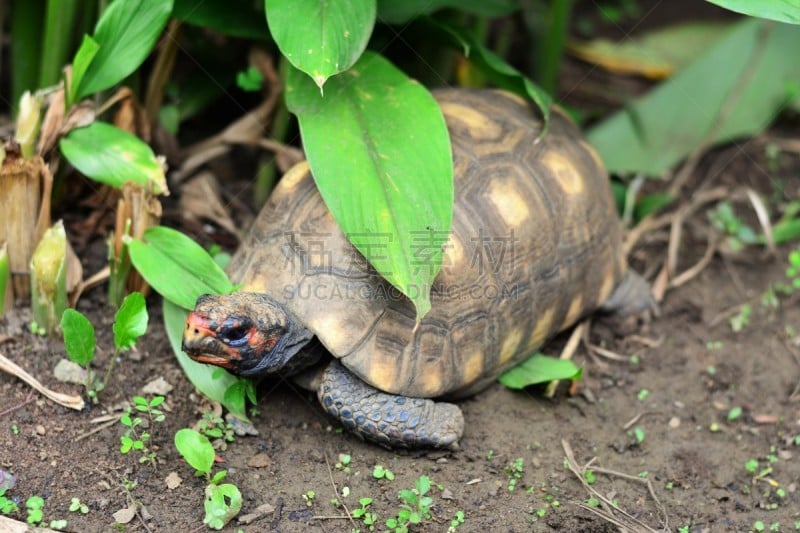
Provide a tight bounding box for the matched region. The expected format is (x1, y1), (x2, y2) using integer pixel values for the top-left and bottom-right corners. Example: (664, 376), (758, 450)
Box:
(141, 376), (173, 396)
(668, 417), (681, 428)
(247, 453), (272, 468)
(35, 425), (46, 436)
(165, 472), (182, 490)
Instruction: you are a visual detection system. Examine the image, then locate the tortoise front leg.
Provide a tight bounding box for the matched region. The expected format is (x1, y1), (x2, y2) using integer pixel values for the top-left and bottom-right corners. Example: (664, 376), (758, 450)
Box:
(317, 360), (464, 449)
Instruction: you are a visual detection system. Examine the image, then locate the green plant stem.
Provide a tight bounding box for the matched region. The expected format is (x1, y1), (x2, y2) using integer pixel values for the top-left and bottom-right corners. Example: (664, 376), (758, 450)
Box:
(39, 0), (82, 89)
(535, 0), (574, 95)
(256, 56), (292, 205)
(10, 0), (45, 112)
(102, 347), (121, 393)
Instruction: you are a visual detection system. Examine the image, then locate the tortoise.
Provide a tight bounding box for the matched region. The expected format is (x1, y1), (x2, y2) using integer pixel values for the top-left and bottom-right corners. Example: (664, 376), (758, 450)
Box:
(181, 88), (654, 449)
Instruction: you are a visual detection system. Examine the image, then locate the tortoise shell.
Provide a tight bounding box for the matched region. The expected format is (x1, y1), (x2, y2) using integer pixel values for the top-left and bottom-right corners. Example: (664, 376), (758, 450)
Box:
(228, 88), (625, 398)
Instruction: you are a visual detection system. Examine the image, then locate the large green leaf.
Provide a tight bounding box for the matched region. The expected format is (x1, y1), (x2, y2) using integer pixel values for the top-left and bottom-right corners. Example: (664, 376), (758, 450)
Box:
(377, 0), (517, 24)
(266, 0), (376, 89)
(174, 0), (267, 39)
(498, 354), (582, 390)
(61, 309), (96, 367)
(174, 428), (215, 474)
(113, 292), (148, 351)
(588, 19), (800, 176)
(285, 51), (453, 319)
(128, 226), (234, 310)
(60, 122), (167, 193)
(74, 0), (173, 100)
(706, 0), (800, 24)
(163, 299), (250, 421)
(69, 35), (100, 107)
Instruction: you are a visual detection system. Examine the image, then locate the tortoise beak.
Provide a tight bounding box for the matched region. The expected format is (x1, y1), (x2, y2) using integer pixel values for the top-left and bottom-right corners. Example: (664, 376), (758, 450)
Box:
(182, 311), (238, 369)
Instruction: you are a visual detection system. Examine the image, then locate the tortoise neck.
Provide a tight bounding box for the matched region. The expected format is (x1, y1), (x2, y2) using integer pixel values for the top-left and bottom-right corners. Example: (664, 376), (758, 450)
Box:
(240, 294), (316, 377)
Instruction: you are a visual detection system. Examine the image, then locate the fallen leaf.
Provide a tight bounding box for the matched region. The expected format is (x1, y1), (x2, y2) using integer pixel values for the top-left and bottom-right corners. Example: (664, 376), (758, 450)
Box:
(0, 470), (16, 491)
(141, 376), (173, 396)
(165, 471), (182, 490)
(113, 504), (136, 524)
(246, 453), (271, 469)
(237, 503), (275, 524)
(753, 414), (778, 424)
(179, 171), (240, 238)
(140, 505), (153, 521)
(568, 22), (733, 79)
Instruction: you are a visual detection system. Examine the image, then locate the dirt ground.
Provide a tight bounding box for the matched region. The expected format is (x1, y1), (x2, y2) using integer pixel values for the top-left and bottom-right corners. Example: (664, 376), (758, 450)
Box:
(2, 147), (800, 533)
(3, 3), (800, 532)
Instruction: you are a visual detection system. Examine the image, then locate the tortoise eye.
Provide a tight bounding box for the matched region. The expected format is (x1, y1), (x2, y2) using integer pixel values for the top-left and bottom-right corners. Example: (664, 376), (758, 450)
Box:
(219, 318), (251, 347)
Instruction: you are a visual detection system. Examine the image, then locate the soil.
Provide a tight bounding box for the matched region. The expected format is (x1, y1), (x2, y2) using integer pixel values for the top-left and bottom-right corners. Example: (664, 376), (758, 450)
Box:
(3, 4), (800, 533)
(3, 148), (800, 533)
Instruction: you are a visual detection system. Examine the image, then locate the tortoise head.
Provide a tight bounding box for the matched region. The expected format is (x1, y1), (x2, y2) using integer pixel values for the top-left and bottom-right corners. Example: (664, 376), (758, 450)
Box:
(182, 293), (313, 377)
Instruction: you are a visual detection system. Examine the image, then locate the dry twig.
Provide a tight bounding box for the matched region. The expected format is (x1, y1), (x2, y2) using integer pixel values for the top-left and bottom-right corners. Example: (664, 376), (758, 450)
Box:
(562, 440), (669, 532)
(312, 454), (357, 528)
(544, 321), (586, 398)
(0, 352), (84, 410)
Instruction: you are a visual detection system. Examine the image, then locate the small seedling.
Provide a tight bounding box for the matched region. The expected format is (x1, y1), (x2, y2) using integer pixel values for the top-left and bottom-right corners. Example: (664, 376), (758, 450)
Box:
(352, 497), (377, 530)
(236, 66), (264, 92)
(727, 406), (743, 422)
(197, 412), (235, 449)
(386, 475), (433, 532)
(745, 459), (760, 474)
(0, 489), (19, 515)
(637, 389), (649, 401)
(119, 396), (165, 465)
(174, 428), (242, 530)
(61, 292), (148, 398)
(336, 453), (352, 473)
(69, 497), (89, 514)
(505, 457), (524, 491)
(629, 426), (645, 444)
(26, 495), (44, 525)
(448, 510), (465, 531)
(707, 201), (757, 252)
(583, 469), (596, 485)
(372, 465), (395, 481)
(302, 490), (316, 507)
(729, 305), (751, 333)
(49, 519), (67, 530)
